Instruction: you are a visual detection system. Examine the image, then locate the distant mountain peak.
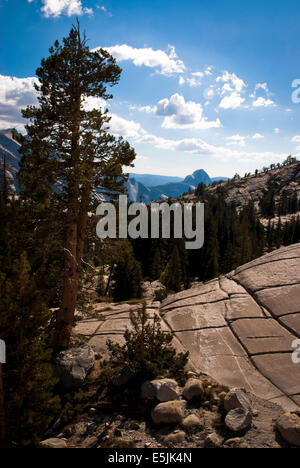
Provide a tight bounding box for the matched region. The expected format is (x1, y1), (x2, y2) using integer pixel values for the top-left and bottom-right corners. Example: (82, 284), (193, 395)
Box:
(183, 169), (211, 186)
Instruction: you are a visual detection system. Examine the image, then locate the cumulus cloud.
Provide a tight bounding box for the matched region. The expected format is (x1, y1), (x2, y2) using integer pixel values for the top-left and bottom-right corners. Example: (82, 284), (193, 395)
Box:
(154, 93), (221, 129)
(219, 92), (245, 109)
(252, 97), (275, 107)
(33, 0), (93, 17)
(108, 114), (143, 139)
(0, 74), (39, 129)
(217, 71), (246, 94)
(291, 135), (300, 143)
(95, 44), (186, 75)
(274, 128), (280, 134)
(216, 71), (246, 109)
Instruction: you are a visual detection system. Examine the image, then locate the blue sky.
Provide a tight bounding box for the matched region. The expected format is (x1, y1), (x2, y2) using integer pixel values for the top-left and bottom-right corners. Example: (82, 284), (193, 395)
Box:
(1, 0), (300, 177)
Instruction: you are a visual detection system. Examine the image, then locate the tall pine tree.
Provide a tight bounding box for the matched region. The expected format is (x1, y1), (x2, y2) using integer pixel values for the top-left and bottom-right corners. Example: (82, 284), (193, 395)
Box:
(18, 23), (136, 349)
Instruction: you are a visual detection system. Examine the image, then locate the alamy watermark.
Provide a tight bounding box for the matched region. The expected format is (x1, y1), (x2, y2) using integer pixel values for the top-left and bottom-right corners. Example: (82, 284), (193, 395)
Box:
(292, 79), (300, 103)
(96, 195), (204, 250)
(292, 339), (300, 364)
(0, 339), (5, 364)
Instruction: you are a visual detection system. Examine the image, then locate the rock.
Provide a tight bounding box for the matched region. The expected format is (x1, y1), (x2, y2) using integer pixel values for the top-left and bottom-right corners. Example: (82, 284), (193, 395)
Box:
(151, 400), (186, 425)
(143, 281), (166, 300)
(224, 438), (248, 449)
(204, 433), (224, 448)
(165, 430), (186, 445)
(41, 438), (67, 448)
(183, 378), (203, 401)
(225, 408), (252, 432)
(141, 379), (180, 402)
(276, 412), (300, 446)
(158, 244), (300, 412)
(111, 365), (135, 387)
(224, 388), (252, 413)
(52, 344), (95, 389)
(181, 414), (202, 432)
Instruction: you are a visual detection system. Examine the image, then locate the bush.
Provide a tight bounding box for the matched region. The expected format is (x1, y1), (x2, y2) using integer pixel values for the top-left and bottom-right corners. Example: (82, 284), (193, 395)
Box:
(106, 302), (189, 383)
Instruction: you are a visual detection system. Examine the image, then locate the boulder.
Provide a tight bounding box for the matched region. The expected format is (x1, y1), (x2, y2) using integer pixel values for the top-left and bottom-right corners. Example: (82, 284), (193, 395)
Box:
(204, 433), (224, 449)
(151, 400), (186, 425)
(276, 412), (300, 447)
(164, 430), (186, 445)
(111, 365), (135, 387)
(52, 344), (95, 389)
(141, 379), (180, 402)
(224, 388), (251, 413)
(183, 378), (203, 401)
(225, 408), (252, 432)
(181, 414), (202, 432)
(41, 438), (67, 449)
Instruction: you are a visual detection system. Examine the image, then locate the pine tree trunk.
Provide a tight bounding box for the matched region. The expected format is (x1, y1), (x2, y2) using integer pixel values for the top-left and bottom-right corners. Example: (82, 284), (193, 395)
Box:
(0, 364), (6, 448)
(53, 86), (82, 350)
(52, 219), (79, 350)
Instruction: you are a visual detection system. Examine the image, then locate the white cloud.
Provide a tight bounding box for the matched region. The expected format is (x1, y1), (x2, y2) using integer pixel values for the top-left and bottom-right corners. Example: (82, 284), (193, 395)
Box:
(252, 97), (275, 107)
(274, 128), (280, 134)
(226, 134), (246, 147)
(130, 104), (154, 113)
(137, 132), (286, 164)
(219, 92), (245, 109)
(0, 74), (39, 129)
(252, 133), (264, 139)
(96, 44), (186, 75)
(154, 93), (221, 130)
(216, 71), (246, 109)
(135, 155), (148, 161)
(179, 67), (213, 88)
(216, 71), (246, 94)
(203, 87), (215, 100)
(39, 0), (93, 17)
(108, 114), (143, 139)
(250, 82), (270, 98)
(82, 96), (108, 111)
(291, 135), (300, 143)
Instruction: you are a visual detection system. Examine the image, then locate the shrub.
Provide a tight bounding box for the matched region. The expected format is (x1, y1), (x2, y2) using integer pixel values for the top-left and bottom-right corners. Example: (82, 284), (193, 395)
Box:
(106, 302), (189, 383)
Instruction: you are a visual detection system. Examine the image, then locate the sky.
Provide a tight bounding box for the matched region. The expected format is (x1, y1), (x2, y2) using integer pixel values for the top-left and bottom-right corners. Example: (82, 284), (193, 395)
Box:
(1, 0), (300, 178)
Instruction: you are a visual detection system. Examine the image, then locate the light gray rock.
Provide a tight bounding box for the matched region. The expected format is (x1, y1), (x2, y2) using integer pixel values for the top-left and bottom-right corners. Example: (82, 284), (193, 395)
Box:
(183, 378), (203, 401)
(53, 344), (95, 389)
(224, 388), (252, 413)
(141, 379), (180, 402)
(225, 408), (252, 432)
(276, 412), (300, 447)
(151, 400), (186, 425)
(204, 433), (224, 448)
(41, 438), (67, 448)
(143, 281), (166, 300)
